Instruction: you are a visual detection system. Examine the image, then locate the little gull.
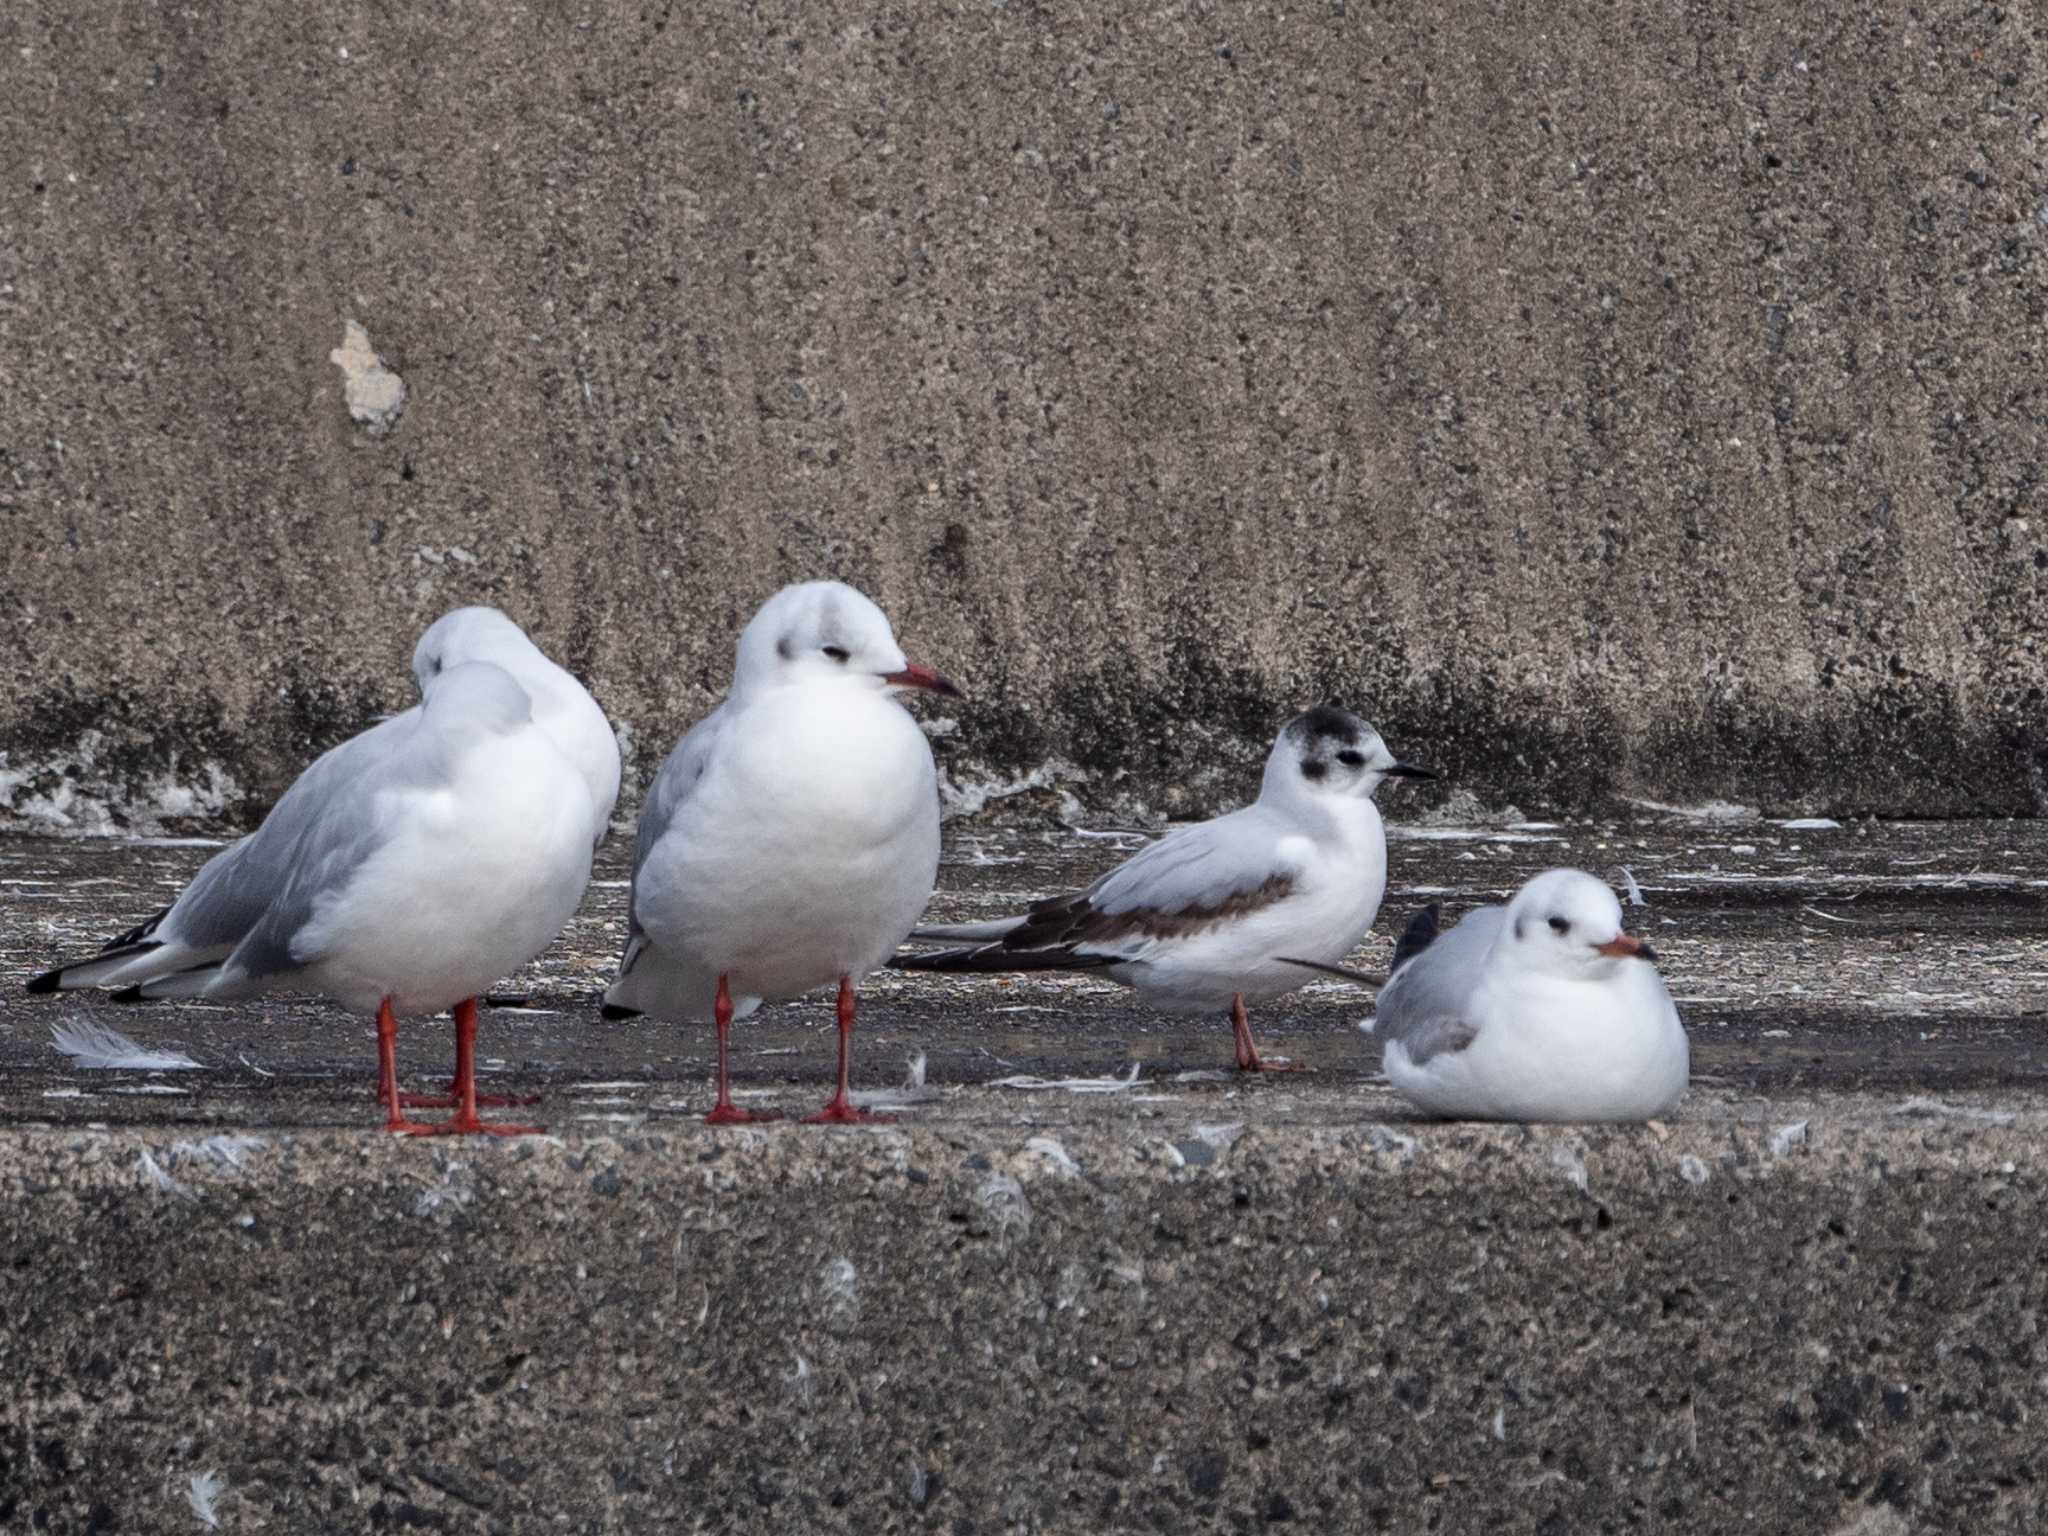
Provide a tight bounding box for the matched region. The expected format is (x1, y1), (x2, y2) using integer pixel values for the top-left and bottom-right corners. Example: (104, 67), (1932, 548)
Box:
(29, 662), (594, 1135)
(601, 580), (957, 1125)
(894, 705), (1430, 1072)
(1369, 868), (1689, 1122)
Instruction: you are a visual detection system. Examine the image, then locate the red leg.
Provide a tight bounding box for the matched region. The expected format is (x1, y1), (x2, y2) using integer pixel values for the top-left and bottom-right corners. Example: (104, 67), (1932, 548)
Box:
(399, 998), (546, 1137)
(806, 975), (893, 1125)
(706, 973), (779, 1126)
(377, 998), (442, 1135)
(1231, 992), (1313, 1074)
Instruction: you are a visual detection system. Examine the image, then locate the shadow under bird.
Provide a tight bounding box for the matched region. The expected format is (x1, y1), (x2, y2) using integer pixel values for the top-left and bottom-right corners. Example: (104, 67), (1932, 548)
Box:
(28, 660), (596, 1134)
(601, 580), (959, 1125)
(1366, 868), (1690, 1122)
(894, 705), (1431, 1072)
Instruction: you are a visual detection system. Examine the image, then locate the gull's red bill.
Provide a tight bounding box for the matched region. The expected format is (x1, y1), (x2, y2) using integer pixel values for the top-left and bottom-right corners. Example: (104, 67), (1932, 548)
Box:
(1595, 932), (1658, 962)
(882, 663), (961, 698)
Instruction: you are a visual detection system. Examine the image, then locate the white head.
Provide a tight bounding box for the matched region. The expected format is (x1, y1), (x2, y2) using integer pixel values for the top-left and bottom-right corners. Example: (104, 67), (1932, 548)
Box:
(1501, 869), (1658, 977)
(412, 607), (541, 695)
(731, 581), (959, 700)
(421, 660), (535, 736)
(1259, 704), (1432, 805)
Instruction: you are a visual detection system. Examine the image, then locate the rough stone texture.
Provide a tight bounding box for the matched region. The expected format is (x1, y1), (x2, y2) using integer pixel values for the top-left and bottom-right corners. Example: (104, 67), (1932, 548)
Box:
(4, 1113), (2045, 1534)
(4, 1), (2046, 828)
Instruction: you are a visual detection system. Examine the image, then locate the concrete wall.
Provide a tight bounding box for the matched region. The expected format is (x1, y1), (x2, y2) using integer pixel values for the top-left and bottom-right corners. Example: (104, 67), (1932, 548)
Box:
(5, 1117), (2044, 1533)
(4, 0), (2045, 829)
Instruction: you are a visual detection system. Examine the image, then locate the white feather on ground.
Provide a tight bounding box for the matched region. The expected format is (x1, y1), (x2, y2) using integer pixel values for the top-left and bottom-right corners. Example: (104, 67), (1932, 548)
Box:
(848, 1053), (943, 1111)
(986, 1063), (1145, 1094)
(185, 1470), (225, 1529)
(50, 1020), (203, 1071)
(169, 1134), (268, 1172)
(1613, 865), (1647, 906)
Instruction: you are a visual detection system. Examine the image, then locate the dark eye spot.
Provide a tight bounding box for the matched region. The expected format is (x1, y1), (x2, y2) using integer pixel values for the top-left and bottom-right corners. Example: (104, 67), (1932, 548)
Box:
(1548, 916), (1570, 934)
(1300, 760), (1329, 782)
(822, 645), (850, 663)
(1336, 749), (1365, 768)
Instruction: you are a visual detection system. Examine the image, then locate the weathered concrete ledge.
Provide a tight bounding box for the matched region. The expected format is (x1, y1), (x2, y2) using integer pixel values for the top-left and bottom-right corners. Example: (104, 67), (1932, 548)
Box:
(5, 2), (2047, 826)
(5, 1101), (2043, 1534)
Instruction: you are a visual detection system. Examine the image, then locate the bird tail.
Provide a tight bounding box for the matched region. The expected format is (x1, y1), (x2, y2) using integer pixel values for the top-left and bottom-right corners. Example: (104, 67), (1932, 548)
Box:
(1274, 956), (1385, 989)
(601, 935), (662, 1018)
(28, 940), (226, 996)
(112, 963), (225, 1003)
(600, 936), (757, 1022)
(889, 944), (1119, 975)
(1389, 904), (1442, 975)
(906, 916), (1030, 943)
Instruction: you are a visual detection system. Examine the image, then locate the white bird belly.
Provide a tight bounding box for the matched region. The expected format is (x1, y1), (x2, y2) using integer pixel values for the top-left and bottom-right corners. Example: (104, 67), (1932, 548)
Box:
(636, 691), (940, 1007)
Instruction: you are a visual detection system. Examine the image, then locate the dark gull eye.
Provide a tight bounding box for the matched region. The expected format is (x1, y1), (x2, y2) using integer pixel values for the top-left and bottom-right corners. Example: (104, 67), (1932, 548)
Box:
(1336, 749), (1365, 768)
(822, 645), (850, 663)
(1548, 916), (1570, 934)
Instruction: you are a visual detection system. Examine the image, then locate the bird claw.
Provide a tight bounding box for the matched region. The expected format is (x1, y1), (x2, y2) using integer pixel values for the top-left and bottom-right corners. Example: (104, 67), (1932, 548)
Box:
(804, 1099), (894, 1126)
(704, 1104), (781, 1126)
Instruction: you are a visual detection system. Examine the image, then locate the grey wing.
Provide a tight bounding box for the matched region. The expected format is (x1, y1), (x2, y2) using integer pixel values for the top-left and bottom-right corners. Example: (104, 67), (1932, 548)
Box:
(980, 806), (1302, 962)
(211, 712), (420, 987)
(155, 835), (260, 950)
(1086, 805), (1294, 919)
(1373, 905), (1505, 1066)
(622, 704), (728, 949)
(165, 710), (420, 954)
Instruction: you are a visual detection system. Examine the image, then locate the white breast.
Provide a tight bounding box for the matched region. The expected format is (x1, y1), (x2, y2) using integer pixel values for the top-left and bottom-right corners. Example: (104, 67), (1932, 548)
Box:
(1386, 963), (1690, 1122)
(634, 684), (941, 1008)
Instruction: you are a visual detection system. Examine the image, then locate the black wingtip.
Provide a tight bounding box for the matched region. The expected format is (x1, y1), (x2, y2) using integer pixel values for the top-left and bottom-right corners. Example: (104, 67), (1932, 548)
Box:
(1389, 904), (1442, 975)
(25, 967), (62, 996)
(110, 986), (146, 1004)
(483, 992), (532, 1010)
(600, 1002), (643, 1022)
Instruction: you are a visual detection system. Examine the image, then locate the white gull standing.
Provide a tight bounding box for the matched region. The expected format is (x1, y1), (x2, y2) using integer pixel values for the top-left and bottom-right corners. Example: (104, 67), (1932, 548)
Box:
(601, 580), (958, 1125)
(1370, 868), (1689, 1122)
(30, 606), (617, 1007)
(895, 705), (1431, 1072)
(28, 661), (595, 1134)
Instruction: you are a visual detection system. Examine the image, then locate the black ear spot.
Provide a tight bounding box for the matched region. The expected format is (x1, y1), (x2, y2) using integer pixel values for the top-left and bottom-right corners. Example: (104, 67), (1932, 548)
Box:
(1513, 917), (1524, 941)
(1300, 760), (1329, 782)
(823, 645), (850, 663)
(776, 635), (796, 661)
(1548, 916), (1570, 934)
(1336, 749), (1365, 768)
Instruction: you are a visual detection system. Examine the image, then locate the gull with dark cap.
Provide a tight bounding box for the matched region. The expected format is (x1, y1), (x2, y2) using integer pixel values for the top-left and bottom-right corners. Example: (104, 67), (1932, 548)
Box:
(1368, 868), (1689, 1122)
(602, 580), (958, 1125)
(895, 705), (1431, 1072)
